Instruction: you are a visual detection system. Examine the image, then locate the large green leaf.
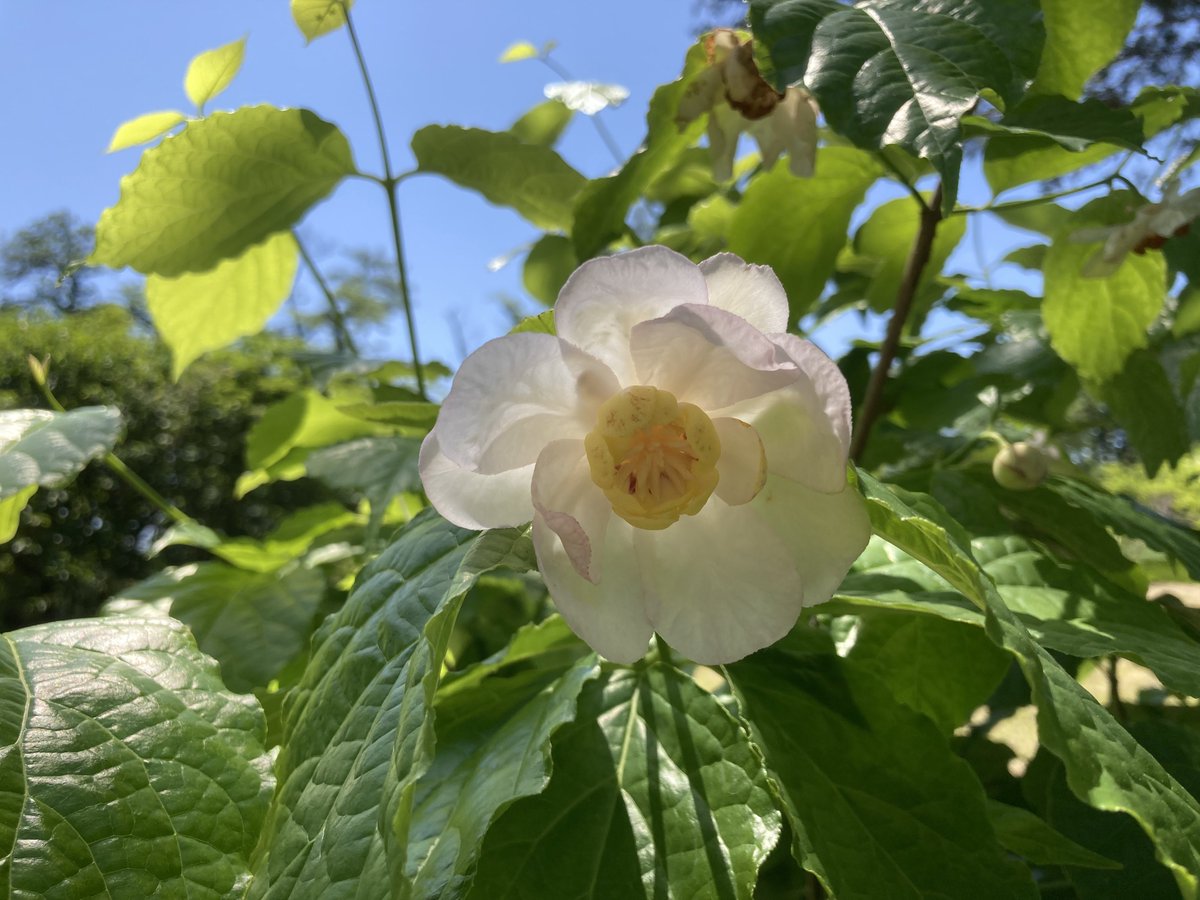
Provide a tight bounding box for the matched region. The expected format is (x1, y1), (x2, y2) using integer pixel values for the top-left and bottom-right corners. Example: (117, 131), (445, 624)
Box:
(727, 146), (880, 324)
(753, 0), (1043, 209)
(105, 562), (326, 693)
(246, 512), (537, 899)
(402, 656), (598, 898)
(729, 631), (1035, 898)
(469, 664), (781, 899)
(0, 617), (272, 897)
(0, 407), (122, 500)
(306, 435), (422, 538)
(571, 42), (707, 260)
(147, 230), (299, 378)
(1100, 349), (1190, 476)
(92, 106), (355, 276)
(1029, 0), (1140, 99)
(411, 126), (585, 231)
(964, 96), (1144, 152)
(857, 471), (1200, 893)
(1043, 193), (1167, 382)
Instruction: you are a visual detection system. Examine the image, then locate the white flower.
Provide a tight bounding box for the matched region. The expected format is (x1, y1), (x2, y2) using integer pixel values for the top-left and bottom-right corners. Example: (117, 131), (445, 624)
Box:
(420, 247), (870, 664)
(1074, 180), (1200, 278)
(544, 81), (630, 116)
(676, 30), (819, 182)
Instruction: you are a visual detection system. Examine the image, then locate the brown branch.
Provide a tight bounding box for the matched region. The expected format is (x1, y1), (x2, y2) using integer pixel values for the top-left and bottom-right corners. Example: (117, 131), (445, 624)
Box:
(849, 182), (944, 462)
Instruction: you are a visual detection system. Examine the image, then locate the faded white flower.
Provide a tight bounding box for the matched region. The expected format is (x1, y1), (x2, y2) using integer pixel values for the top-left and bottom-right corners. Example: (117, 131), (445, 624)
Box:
(1074, 180), (1200, 277)
(420, 247), (870, 664)
(676, 30), (819, 182)
(544, 81), (630, 116)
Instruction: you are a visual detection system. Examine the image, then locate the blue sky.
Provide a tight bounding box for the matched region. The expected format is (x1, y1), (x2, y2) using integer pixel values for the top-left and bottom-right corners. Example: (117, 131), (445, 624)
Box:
(1, 1), (1045, 369)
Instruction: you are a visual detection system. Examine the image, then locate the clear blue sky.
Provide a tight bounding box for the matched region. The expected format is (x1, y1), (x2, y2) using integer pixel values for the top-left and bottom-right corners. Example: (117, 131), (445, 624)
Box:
(1, 1), (1040, 368)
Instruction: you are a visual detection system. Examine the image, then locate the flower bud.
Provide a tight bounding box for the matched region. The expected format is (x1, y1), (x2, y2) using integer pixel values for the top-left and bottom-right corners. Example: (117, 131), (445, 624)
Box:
(992, 442), (1049, 491)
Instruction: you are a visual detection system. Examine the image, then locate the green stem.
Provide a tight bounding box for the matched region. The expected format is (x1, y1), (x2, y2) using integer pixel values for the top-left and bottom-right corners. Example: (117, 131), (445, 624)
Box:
(294, 232), (357, 355)
(951, 172), (1121, 216)
(341, 2), (427, 399)
(35, 373), (192, 526)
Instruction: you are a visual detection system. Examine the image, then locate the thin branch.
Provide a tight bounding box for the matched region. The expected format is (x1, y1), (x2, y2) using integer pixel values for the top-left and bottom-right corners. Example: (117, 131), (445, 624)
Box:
(294, 232), (357, 354)
(850, 182), (944, 462)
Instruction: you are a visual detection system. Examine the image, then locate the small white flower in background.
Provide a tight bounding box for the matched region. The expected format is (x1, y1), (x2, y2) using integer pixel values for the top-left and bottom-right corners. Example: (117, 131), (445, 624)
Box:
(544, 81), (630, 116)
(1073, 179), (1200, 278)
(676, 29), (819, 182)
(420, 246), (870, 664)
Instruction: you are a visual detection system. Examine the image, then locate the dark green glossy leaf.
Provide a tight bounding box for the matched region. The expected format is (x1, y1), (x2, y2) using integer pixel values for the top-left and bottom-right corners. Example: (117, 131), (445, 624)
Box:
(0, 617), (272, 897)
(986, 801), (1120, 869)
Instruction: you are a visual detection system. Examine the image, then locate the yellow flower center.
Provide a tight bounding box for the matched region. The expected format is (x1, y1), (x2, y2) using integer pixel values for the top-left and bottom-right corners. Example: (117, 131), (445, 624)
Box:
(584, 386), (720, 530)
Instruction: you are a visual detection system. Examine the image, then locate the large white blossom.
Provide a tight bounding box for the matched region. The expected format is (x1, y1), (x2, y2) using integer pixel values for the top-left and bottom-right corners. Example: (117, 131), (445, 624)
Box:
(1074, 179), (1200, 278)
(420, 247), (870, 664)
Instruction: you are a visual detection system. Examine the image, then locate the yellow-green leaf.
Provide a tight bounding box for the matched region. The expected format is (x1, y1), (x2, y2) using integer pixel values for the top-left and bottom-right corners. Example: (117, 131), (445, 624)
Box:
(0, 486), (36, 544)
(184, 36), (246, 111)
(499, 41), (539, 63)
(106, 110), (187, 153)
(146, 231), (299, 378)
(290, 0), (354, 43)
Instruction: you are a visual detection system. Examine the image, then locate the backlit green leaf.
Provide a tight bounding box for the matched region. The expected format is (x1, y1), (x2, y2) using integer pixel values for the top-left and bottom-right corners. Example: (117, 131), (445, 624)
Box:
(0, 486), (36, 544)
(106, 110), (187, 152)
(290, 0), (354, 43)
(147, 230), (299, 378)
(185, 36), (246, 111)
(508, 99), (573, 147)
(92, 106), (355, 276)
(1030, 0), (1140, 99)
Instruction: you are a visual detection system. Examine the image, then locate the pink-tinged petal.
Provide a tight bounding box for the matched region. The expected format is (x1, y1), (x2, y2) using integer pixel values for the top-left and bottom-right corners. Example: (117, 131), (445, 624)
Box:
(712, 417), (766, 506)
(554, 246), (709, 385)
(531, 438), (612, 583)
(436, 332), (618, 474)
(699, 253), (791, 333)
(630, 304), (795, 410)
(534, 512), (654, 663)
(418, 433), (533, 529)
(638, 499), (804, 664)
(751, 474), (871, 607)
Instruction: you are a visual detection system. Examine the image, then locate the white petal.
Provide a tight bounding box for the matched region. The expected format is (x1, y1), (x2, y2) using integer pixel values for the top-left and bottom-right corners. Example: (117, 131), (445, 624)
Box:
(712, 418), (766, 506)
(771, 334), (853, 458)
(555, 246), (709, 385)
(418, 433), (533, 529)
(534, 511), (654, 663)
(699, 253), (790, 333)
(638, 499), (804, 664)
(751, 474), (871, 606)
(436, 332), (617, 474)
(531, 439), (612, 583)
(630, 303), (795, 410)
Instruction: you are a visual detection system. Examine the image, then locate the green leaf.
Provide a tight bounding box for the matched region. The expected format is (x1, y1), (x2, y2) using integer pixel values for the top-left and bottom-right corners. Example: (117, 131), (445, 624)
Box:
(246, 513), (537, 899)
(964, 95), (1144, 152)
(106, 562), (325, 693)
(523, 234), (577, 305)
(0, 407), (122, 499)
(857, 470), (1200, 893)
(986, 801), (1120, 869)
(1043, 193), (1166, 382)
(290, 0), (354, 43)
(92, 106), (355, 276)
(499, 41), (539, 63)
(852, 194), (967, 313)
(411, 126), (585, 231)
(1100, 349), (1190, 476)
(185, 36), (247, 111)
(509, 309), (556, 335)
(106, 110), (187, 152)
(728, 634), (1036, 899)
(146, 230), (299, 378)
(244, 388), (386, 473)
(1133, 85), (1200, 137)
(402, 656), (598, 898)
(0, 485), (36, 544)
(728, 146), (880, 324)
(794, 0), (1043, 208)
(306, 435), (422, 538)
(983, 138), (1120, 195)
(508, 98), (573, 147)
(469, 664), (781, 899)
(0, 617), (271, 896)
(334, 400), (440, 430)
(1029, 0), (1140, 99)
(1047, 478), (1200, 581)
(844, 609), (1010, 732)
(571, 41), (707, 260)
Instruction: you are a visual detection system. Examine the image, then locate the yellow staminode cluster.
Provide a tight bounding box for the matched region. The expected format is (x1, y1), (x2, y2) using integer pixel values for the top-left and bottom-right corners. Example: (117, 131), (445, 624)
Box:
(584, 385), (721, 530)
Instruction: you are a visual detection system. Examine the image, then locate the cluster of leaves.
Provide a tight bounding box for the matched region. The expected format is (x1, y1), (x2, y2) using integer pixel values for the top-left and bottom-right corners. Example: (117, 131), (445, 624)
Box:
(2, 0), (1200, 897)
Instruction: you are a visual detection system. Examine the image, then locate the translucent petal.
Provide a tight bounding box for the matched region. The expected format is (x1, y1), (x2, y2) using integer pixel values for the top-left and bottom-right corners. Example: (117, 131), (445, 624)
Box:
(435, 332), (617, 473)
(531, 438), (612, 583)
(751, 474), (871, 607)
(534, 511), (654, 663)
(712, 417), (766, 506)
(555, 246), (709, 385)
(699, 252), (791, 333)
(418, 433), (534, 529)
(638, 499), (804, 664)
